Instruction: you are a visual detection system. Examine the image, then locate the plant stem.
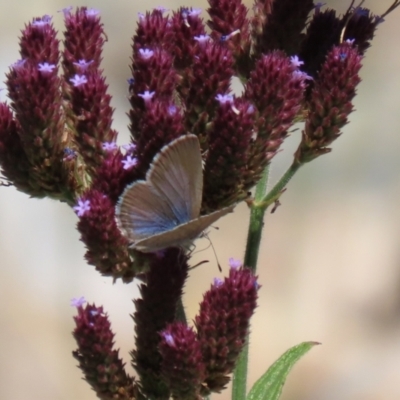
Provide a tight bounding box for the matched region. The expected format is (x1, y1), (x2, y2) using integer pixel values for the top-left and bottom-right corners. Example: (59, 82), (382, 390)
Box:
(231, 161), (302, 400)
(232, 167), (269, 400)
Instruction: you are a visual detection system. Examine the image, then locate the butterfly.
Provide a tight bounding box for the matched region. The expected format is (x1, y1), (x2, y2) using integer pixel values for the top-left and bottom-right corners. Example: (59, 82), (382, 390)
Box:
(115, 134), (235, 253)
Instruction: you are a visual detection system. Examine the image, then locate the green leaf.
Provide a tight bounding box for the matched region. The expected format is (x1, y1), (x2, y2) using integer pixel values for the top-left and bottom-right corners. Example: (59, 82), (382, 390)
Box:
(246, 341), (320, 400)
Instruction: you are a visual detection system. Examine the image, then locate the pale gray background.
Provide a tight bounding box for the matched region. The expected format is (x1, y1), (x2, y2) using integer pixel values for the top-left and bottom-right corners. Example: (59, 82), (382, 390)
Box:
(1, 1), (400, 399)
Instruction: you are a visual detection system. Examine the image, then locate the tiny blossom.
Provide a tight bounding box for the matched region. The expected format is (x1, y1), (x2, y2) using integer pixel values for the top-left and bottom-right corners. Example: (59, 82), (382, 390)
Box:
(247, 105), (255, 114)
(32, 15), (52, 29)
(139, 48), (154, 60)
(168, 105), (178, 115)
(122, 143), (137, 153)
(314, 2), (326, 10)
(102, 142), (118, 151)
(194, 34), (210, 45)
(138, 12), (145, 21)
(293, 70), (313, 81)
(85, 8), (100, 18)
(346, 38), (356, 45)
(229, 257), (242, 269)
(11, 59), (26, 70)
(188, 8), (202, 16)
(154, 6), (169, 14)
(290, 55), (304, 68)
(70, 74), (88, 87)
(162, 332), (175, 346)
(339, 53), (348, 61)
(58, 6), (73, 17)
(213, 277), (223, 287)
(215, 94), (234, 104)
(73, 199), (91, 217)
(70, 296), (87, 307)
(38, 62), (56, 73)
(89, 309), (100, 317)
(73, 59), (94, 72)
(127, 77), (135, 85)
(138, 90), (155, 104)
(122, 155), (138, 170)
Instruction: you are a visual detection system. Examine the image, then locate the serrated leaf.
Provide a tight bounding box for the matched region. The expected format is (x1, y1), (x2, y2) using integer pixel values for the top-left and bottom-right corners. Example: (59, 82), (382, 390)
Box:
(246, 341), (320, 400)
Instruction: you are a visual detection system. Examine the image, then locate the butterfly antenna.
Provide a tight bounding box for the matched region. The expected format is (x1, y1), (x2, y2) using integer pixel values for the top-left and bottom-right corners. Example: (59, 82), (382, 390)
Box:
(204, 232), (222, 272)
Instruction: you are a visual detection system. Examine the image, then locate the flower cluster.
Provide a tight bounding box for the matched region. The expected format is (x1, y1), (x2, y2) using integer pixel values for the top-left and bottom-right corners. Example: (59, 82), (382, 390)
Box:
(1, 2), (398, 400)
(72, 257), (258, 400)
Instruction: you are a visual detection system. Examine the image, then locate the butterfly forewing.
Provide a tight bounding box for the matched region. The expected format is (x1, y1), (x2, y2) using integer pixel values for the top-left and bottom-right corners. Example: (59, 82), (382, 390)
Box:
(147, 134), (203, 222)
(133, 204), (235, 252)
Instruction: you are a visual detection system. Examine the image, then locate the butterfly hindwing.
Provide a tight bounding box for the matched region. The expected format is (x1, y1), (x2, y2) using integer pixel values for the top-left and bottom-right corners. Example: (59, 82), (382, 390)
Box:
(133, 204), (235, 252)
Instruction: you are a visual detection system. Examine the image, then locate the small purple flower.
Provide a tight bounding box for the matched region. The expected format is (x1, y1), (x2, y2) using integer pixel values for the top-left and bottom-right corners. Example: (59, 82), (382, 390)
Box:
(127, 77), (135, 85)
(346, 38), (356, 45)
(102, 142), (118, 152)
(58, 6), (73, 17)
(138, 12), (145, 21)
(122, 143), (137, 154)
(167, 105), (178, 115)
(11, 59), (26, 70)
(70, 74), (88, 87)
(229, 257), (242, 269)
(155, 6), (169, 14)
(162, 332), (175, 346)
(188, 8), (202, 16)
(70, 296), (86, 307)
(293, 70), (313, 81)
(213, 277), (223, 287)
(290, 55), (304, 68)
(73, 59), (94, 72)
(138, 90), (155, 105)
(122, 155), (138, 170)
(85, 8), (100, 18)
(38, 62), (56, 74)
(215, 94), (234, 104)
(74, 199), (91, 217)
(194, 34), (210, 46)
(139, 48), (154, 60)
(32, 15), (52, 29)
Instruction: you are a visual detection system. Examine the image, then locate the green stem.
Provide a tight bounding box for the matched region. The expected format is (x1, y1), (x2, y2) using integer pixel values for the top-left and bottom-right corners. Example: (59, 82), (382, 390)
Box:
(176, 297), (187, 323)
(231, 162), (302, 400)
(260, 162), (301, 207)
(232, 167), (269, 400)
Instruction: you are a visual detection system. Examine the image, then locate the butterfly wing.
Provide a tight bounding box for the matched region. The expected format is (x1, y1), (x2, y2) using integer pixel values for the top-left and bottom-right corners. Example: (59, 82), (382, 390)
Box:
(115, 134), (203, 244)
(116, 180), (181, 242)
(147, 134), (203, 222)
(132, 204), (235, 253)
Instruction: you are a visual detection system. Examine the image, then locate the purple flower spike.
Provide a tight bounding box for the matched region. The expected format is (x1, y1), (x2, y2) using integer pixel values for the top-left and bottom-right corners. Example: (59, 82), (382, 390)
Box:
(121, 155), (138, 170)
(139, 48), (154, 60)
(70, 296), (87, 307)
(74, 199), (91, 217)
(70, 74), (87, 87)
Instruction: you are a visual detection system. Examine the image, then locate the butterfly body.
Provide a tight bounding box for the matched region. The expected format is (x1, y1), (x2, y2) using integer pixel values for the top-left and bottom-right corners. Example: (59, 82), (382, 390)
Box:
(116, 134), (234, 253)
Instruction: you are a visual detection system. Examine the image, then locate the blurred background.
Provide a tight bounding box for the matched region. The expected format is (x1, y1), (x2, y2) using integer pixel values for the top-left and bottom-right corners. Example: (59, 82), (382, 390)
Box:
(1, 1), (400, 399)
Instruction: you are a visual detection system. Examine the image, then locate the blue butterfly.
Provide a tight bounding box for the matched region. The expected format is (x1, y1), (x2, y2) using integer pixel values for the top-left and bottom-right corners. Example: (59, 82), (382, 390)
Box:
(115, 134), (234, 253)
